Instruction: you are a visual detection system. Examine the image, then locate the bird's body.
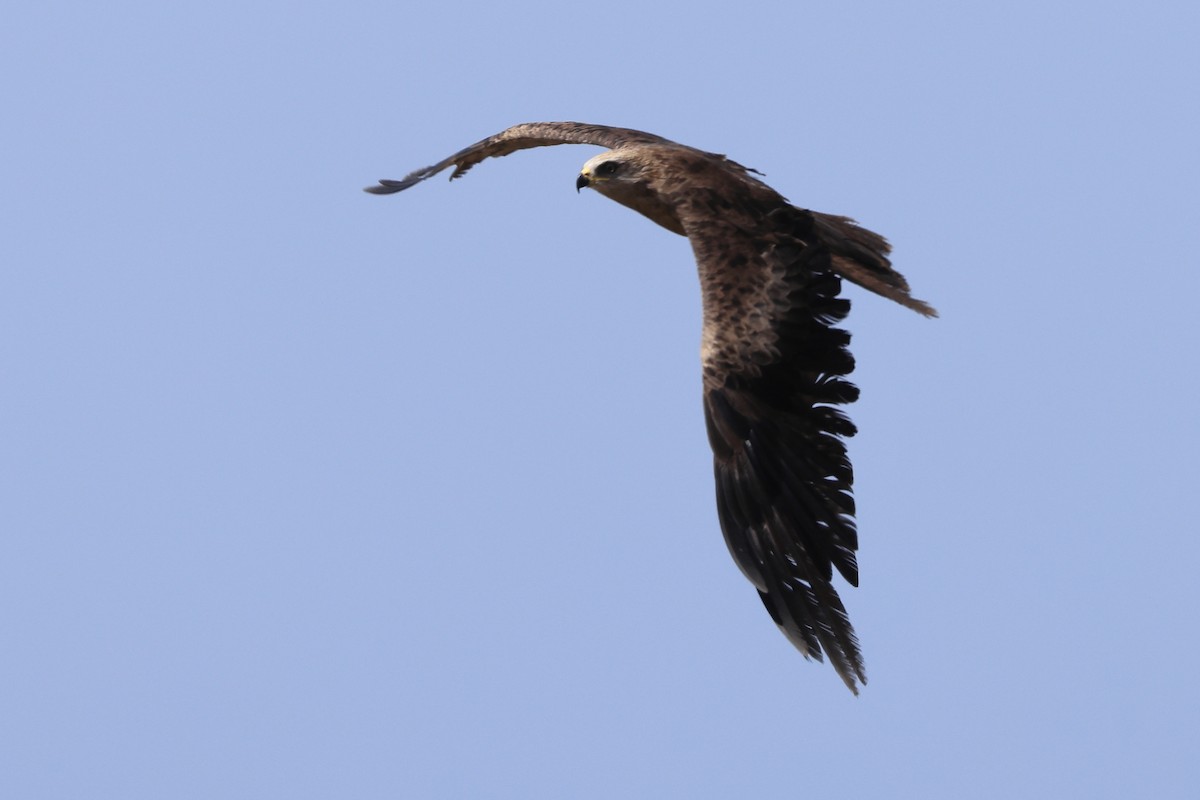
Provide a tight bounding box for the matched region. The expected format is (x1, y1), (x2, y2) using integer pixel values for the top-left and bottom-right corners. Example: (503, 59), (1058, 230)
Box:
(367, 122), (934, 693)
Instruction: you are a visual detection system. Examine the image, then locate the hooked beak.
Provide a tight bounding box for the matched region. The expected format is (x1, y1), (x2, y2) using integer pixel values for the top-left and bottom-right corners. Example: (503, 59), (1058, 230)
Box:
(575, 172), (590, 193)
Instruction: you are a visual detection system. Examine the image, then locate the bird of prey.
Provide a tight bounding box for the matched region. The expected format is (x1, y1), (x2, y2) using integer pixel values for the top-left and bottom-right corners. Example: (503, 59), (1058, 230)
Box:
(366, 122), (934, 694)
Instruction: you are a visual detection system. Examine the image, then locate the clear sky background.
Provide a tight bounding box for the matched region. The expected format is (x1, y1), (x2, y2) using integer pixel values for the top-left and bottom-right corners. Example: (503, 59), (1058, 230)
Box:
(3, 2), (1198, 797)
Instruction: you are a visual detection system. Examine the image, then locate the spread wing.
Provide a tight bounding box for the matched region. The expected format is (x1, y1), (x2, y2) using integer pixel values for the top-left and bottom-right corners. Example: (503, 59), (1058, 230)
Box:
(665, 160), (917, 693)
(364, 122), (671, 194)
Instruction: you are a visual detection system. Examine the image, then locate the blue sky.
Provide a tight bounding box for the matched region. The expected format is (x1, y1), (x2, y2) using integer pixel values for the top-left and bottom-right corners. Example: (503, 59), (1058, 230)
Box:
(3, 1), (1198, 797)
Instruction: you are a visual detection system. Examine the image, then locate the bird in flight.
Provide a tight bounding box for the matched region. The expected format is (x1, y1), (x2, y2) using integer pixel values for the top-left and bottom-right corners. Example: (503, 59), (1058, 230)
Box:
(366, 122), (934, 694)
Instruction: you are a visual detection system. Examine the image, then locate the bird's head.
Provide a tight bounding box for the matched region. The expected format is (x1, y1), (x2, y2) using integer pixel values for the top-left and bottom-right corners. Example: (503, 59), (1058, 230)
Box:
(574, 149), (685, 236)
(576, 151), (643, 193)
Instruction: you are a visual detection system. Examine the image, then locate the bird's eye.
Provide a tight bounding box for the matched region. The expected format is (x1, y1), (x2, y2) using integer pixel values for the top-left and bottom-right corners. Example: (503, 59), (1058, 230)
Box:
(597, 161), (619, 176)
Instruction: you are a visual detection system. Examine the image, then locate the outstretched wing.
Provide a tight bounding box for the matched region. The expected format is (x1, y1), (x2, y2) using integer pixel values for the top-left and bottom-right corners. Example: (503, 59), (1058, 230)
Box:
(667, 165), (890, 692)
(364, 122), (671, 194)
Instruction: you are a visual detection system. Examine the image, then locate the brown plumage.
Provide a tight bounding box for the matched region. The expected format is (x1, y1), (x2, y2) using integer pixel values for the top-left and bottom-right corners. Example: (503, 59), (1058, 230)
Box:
(366, 122), (935, 694)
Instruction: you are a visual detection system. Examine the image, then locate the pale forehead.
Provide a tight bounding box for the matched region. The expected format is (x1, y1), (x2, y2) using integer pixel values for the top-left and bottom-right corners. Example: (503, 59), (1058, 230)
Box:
(581, 151), (620, 171)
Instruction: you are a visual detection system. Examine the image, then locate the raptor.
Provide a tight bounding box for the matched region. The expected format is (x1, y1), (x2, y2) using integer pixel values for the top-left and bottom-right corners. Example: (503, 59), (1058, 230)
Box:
(366, 122), (935, 693)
